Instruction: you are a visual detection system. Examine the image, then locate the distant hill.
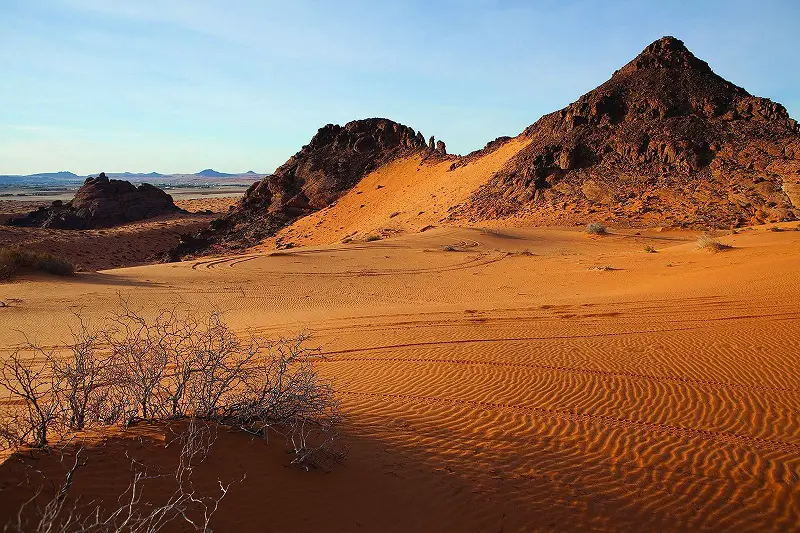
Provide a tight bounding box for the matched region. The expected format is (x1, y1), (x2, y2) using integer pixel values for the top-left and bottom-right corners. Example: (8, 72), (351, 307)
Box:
(27, 171), (82, 180)
(195, 169), (234, 178)
(0, 170), (268, 186)
(105, 172), (165, 179)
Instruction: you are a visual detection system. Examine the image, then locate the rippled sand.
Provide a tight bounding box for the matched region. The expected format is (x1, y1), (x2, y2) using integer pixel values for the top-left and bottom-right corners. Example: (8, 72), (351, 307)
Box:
(1, 224), (798, 531)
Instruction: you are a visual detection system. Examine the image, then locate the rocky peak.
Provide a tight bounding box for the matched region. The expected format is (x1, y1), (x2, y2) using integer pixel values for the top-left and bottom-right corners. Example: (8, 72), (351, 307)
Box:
(461, 36), (800, 228)
(619, 36), (713, 74)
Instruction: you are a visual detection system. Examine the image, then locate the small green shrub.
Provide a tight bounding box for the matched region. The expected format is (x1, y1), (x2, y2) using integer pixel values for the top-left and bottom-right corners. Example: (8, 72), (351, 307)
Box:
(0, 248), (75, 280)
(364, 235), (381, 242)
(643, 245), (657, 253)
(586, 222), (607, 235)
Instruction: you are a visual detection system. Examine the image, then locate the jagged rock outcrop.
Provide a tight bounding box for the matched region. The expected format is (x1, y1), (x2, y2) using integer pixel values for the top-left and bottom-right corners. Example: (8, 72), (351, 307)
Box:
(171, 118), (429, 256)
(455, 36), (800, 228)
(7, 173), (181, 229)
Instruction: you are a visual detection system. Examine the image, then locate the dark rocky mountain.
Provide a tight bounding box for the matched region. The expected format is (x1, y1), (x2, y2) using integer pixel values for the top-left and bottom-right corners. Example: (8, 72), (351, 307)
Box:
(455, 36), (800, 228)
(172, 118), (436, 256)
(7, 173), (182, 229)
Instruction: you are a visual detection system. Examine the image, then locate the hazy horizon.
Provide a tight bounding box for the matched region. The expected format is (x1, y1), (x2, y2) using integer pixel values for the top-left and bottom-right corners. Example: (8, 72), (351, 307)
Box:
(0, 168), (266, 177)
(2, 0), (799, 175)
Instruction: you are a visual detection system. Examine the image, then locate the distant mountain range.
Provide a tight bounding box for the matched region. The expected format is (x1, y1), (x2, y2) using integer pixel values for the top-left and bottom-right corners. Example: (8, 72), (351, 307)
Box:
(0, 170), (267, 187)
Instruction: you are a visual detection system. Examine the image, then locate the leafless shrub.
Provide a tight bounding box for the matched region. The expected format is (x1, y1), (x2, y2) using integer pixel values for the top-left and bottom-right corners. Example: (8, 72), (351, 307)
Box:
(0, 351), (63, 448)
(5, 418), (234, 533)
(212, 333), (341, 466)
(51, 318), (110, 431)
(0, 303), (341, 466)
(5, 449), (88, 533)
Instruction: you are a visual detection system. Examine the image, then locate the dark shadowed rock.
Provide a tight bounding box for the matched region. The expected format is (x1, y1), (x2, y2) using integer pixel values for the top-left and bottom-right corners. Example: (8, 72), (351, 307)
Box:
(7, 173), (181, 229)
(457, 36), (800, 227)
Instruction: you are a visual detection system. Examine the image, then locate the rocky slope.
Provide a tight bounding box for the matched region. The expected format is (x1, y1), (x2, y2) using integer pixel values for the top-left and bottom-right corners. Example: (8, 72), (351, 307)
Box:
(175, 36), (800, 258)
(453, 36), (800, 228)
(172, 118), (445, 255)
(6, 173), (181, 229)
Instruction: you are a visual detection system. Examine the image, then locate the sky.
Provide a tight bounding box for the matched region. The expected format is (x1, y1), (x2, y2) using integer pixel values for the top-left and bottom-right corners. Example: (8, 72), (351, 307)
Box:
(1, 0), (798, 175)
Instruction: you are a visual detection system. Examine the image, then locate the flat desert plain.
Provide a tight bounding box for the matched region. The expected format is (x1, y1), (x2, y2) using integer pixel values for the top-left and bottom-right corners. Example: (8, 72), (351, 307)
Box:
(0, 196), (239, 270)
(0, 223), (798, 532)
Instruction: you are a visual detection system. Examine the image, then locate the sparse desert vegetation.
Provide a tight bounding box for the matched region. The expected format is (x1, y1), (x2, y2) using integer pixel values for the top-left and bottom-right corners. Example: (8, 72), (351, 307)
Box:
(586, 222), (607, 235)
(0, 304), (340, 465)
(0, 302), (341, 530)
(0, 248), (74, 280)
(696, 233), (732, 252)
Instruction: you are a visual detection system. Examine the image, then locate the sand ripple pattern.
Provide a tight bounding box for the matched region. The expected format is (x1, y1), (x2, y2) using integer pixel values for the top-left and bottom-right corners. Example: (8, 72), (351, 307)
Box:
(314, 303), (800, 532)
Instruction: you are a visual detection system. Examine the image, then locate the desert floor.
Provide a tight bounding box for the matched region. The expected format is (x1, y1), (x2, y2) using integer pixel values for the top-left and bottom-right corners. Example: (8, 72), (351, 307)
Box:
(0, 196), (239, 270)
(1, 224), (799, 532)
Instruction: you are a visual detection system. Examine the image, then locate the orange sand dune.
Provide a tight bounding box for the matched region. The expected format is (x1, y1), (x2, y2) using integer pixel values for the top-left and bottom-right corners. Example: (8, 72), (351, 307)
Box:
(1, 223), (799, 531)
(263, 137), (530, 249)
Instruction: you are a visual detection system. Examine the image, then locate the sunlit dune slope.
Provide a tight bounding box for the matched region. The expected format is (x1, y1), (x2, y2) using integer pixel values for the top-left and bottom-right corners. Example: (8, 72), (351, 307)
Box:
(262, 136), (530, 248)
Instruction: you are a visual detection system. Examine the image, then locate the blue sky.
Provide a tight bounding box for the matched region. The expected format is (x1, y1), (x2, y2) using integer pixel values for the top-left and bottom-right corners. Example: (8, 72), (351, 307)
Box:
(1, 0), (798, 175)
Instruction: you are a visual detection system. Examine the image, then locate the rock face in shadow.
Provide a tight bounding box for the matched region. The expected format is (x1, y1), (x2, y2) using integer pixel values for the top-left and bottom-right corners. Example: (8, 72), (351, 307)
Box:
(457, 36), (800, 228)
(7, 173), (181, 229)
(171, 118), (430, 256)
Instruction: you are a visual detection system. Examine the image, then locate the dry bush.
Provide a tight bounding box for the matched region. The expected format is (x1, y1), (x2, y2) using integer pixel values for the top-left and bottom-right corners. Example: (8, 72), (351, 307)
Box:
(0, 248), (74, 280)
(696, 233), (732, 252)
(5, 418), (234, 533)
(364, 235), (381, 242)
(0, 303), (341, 467)
(586, 222), (607, 235)
(643, 245), (657, 253)
(0, 352), (63, 448)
